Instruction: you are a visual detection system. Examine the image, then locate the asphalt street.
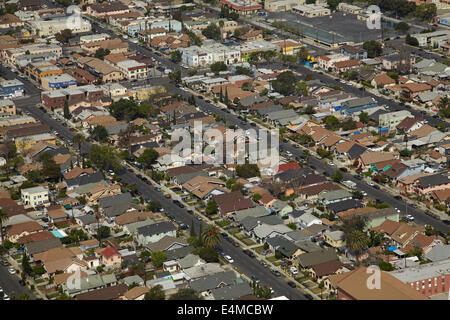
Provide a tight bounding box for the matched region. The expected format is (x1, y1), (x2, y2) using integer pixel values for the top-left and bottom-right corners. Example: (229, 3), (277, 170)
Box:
(0, 264), (36, 300)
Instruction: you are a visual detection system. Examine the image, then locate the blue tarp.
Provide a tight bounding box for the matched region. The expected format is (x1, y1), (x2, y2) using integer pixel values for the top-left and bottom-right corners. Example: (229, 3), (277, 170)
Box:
(388, 246), (397, 252)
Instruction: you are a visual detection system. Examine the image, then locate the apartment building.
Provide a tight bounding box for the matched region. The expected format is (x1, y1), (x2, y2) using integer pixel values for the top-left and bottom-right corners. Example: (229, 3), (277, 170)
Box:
(179, 42), (240, 67)
(2, 43), (62, 66)
(115, 60), (148, 80)
(21, 186), (49, 207)
(378, 110), (413, 131)
(27, 17), (92, 37)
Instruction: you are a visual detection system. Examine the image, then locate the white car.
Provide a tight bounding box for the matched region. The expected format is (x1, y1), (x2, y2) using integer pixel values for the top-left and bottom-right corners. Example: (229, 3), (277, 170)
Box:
(3, 293), (10, 300)
(328, 161), (334, 166)
(224, 255), (234, 264)
(367, 182), (375, 187)
(406, 214), (414, 221)
(8, 268), (16, 275)
(395, 208), (401, 213)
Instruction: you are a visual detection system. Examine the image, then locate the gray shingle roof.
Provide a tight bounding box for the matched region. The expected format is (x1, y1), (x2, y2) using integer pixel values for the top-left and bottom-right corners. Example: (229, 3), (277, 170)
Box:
(25, 237), (62, 255)
(297, 248), (339, 268)
(210, 282), (252, 300)
(418, 174), (449, 188)
(99, 192), (133, 209)
(137, 221), (176, 237)
(326, 199), (364, 214)
(189, 270), (237, 292)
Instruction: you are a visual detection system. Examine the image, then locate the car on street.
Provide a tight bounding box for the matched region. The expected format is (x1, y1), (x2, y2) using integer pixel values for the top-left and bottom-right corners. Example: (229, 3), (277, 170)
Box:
(259, 260), (268, 268)
(3, 293), (10, 300)
(406, 214), (415, 222)
(367, 182), (375, 187)
(8, 268), (16, 274)
(394, 195), (402, 200)
(304, 294), (313, 300)
(251, 275), (260, 283)
(287, 281), (297, 288)
(224, 255), (234, 263)
(271, 269), (281, 277)
(19, 279), (26, 286)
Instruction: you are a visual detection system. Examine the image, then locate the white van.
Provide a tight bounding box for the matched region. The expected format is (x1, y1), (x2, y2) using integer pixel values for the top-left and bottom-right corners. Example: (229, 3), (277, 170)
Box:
(289, 266), (298, 275)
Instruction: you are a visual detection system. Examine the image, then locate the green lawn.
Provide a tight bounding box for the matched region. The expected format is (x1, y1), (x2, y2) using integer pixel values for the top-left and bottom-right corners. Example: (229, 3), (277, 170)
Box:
(241, 238), (256, 246)
(266, 256), (279, 263)
(216, 220), (231, 227)
(253, 245), (265, 254)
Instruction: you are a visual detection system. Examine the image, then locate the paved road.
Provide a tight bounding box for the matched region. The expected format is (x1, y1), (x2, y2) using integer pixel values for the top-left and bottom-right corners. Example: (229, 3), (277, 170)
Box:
(0, 263), (36, 300)
(10, 71), (308, 300)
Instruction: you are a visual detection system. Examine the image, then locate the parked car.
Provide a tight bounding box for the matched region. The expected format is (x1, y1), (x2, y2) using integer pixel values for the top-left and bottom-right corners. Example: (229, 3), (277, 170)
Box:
(8, 268), (16, 275)
(251, 275), (260, 283)
(19, 280), (26, 286)
(271, 269), (281, 277)
(304, 294), (313, 300)
(287, 281), (297, 288)
(224, 255), (234, 263)
(394, 195), (402, 200)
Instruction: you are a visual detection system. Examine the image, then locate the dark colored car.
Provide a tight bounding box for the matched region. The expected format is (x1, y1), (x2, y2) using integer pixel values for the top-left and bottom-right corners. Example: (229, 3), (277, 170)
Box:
(287, 281), (296, 288)
(221, 232), (229, 238)
(373, 185), (380, 190)
(339, 167), (348, 172)
(19, 280), (26, 286)
(304, 294), (313, 300)
(251, 275), (260, 283)
(187, 209), (193, 215)
(353, 175), (362, 180)
(394, 195), (402, 200)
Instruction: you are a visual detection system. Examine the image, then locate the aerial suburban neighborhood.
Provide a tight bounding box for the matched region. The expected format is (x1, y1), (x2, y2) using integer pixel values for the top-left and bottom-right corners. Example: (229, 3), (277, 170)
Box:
(0, 0), (450, 304)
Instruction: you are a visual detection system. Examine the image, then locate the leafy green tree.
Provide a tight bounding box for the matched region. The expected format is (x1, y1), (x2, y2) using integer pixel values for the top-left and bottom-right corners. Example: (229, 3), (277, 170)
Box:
(327, 0), (340, 11)
(194, 246), (219, 262)
(395, 22), (410, 33)
(287, 222), (297, 230)
(170, 50), (182, 63)
(55, 29), (72, 43)
(295, 80), (309, 96)
(202, 23), (221, 40)
(379, 261), (394, 271)
(169, 288), (203, 300)
(89, 145), (122, 171)
(151, 251), (167, 268)
(91, 125), (108, 142)
(22, 254), (32, 277)
(97, 226), (111, 244)
(94, 48), (110, 60)
(144, 285), (165, 300)
(271, 71), (297, 96)
(210, 61), (227, 73)
(148, 200), (162, 212)
(331, 170), (343, 182)
(252, 193), (262, 201)
(405, 34), (419, 46)
(325, 116), (340, 130)
(236, 163), (260, 178)
(359, 112), (369, 124)
(363, 40), (383, 58)
(138, 148), (159, 168)
(205, 200), (218, 215)
(414, 3), (437, 22)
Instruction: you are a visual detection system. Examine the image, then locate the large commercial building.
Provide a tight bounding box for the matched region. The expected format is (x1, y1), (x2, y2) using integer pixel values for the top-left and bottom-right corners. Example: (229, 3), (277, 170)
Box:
(0, 79), (25, 99)
(41, 73), (78, 91)
(264, 0), (305, 12)
(2, 43), (62, 66)
(179, 42), (241, 67)
(292, 4), (331, 17)
(28, 17), (92, 37)
(411, 30), (450, 48)
(41, 85), (104, 110)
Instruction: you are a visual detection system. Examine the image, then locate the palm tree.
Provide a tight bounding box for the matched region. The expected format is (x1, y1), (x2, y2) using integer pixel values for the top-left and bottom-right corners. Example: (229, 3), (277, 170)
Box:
(346, 229), (369, 257)
(72, 133), (85, 164)
(438, 96), (449, 110)
(0, 208), (9, 244)
(201, 226), (221, 248)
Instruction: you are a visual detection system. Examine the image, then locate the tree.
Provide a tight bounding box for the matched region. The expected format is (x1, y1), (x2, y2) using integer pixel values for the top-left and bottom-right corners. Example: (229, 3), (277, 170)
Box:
(341, 119), (357, 131)
(144, 285), (165, 300)
(327, 0), (340, 11)
(91, 125), (108, 142)
(89, 145), (122, 171)
(109, 99), (158, 122)
(405, 34), (419, 46)
(148, 200), (162, 212)
(359, 111), (369, 124)
(229, 12), (239, 21)
(235, 66), (253, 77)
(169, 288), (203, 300)
(325, 116), (340, 130)
(331, 170), (343, 182)
(287, 222), (297, 230)
(205, 200), (218, 215)
(252, 193), (262, 201)
(72, 133), (85, 152)
(188, 94), (196, 106)
(395, 22), (410, 33)
(194, 246), (219, 262)
(236, 163), (260, 178)
(94, 48), (110, 60)
(97, 226), (110, 244)
(190, 220), (196, 237)
(295, 80), (309, 97)
(414, 3), (437, 22)
(210, 61), (227, 73)
(0, 209), (9, 244)
(201, 226), (221, 248)
(379, 261), (394, 271)
(362, 40), (383, 58)
(168, 70), (182, 83)
(151, 251), (166, 268)
(271, 71), (297, 96)
(21, 253), (32, 277)
(296, 47), (309, 61)
(63, 100), (70, 119)
(55, 29), (72, 43)
(202, 23), (221, 40)
(138, 148), (159, 168)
